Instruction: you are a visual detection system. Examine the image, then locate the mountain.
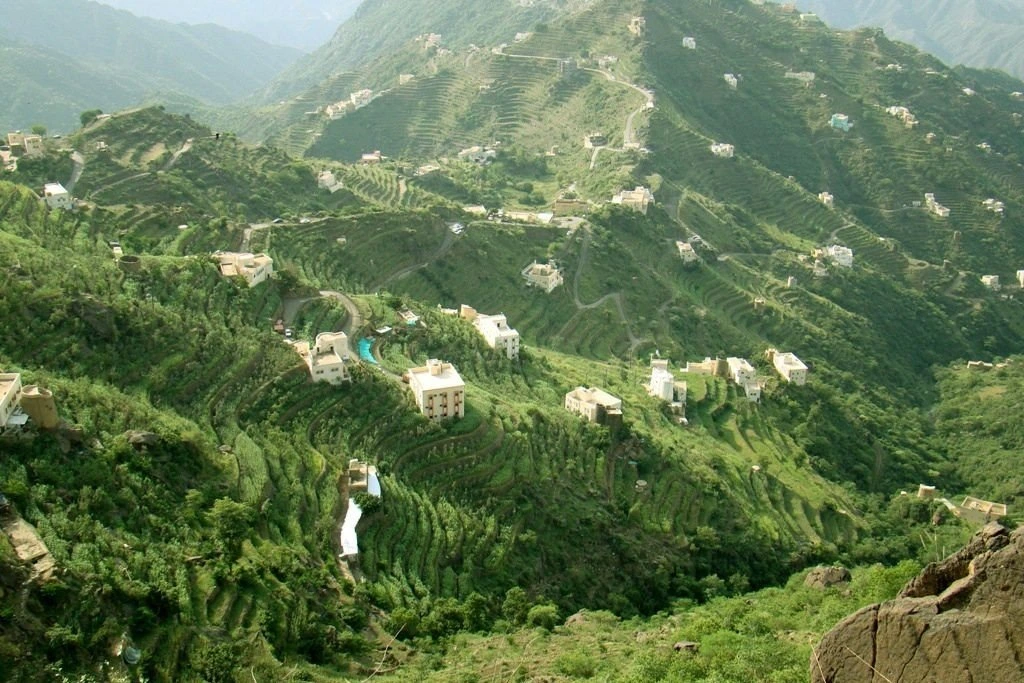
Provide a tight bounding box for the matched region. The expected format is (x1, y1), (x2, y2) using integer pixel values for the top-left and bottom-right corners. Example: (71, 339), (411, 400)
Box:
(96, 0), (362, 52)
(257, 0), (586, 102)
(778, 0), (1024, 80)
(0, 0), (301, 132)
(3, 0), (1024, 679)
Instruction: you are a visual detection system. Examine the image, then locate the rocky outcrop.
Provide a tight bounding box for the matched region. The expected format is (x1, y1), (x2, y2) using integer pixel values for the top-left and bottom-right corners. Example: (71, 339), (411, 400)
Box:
(804, 565), (851, 590)
(811, 523), (1024, 683)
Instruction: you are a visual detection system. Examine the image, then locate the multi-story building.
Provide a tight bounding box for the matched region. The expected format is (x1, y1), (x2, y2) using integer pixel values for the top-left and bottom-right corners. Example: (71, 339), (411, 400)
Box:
(522, 261), (564, 292)
(676, 240), (699, 263)
(818, 192), (834, 208)
(648, 359), (675, 401)
(43, 183), (71, 210)
(296, 332), (352, 384)
(213, 251), (274, 287)
(771, 350), (808, 385)
(611, 186), (654, 214)
(408, 359), (465, 420)
(461, 306), (520, 359)
(0, 373), (23, 427)
(564, 386), (622, 425)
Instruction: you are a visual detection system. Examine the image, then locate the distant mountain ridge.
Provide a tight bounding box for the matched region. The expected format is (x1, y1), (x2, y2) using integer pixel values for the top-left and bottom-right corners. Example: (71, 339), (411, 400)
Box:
(95, 0), (362, 51)
(1, 0), (301, 131)
(783, 0), (1024, 79)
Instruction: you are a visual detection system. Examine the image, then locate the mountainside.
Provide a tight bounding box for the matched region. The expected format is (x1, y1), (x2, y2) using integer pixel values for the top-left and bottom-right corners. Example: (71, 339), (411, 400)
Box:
(0, 0), (300, 132)
(3, 0), (1024, 680)
(96, 0), (361, 51)
(257, 0), (587, 102)
(780, 0), (1024, 80)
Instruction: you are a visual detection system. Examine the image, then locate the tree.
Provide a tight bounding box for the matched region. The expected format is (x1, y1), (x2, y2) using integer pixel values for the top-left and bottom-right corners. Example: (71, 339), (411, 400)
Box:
(79, 109), (103, 126)
(31, 125), (47, 137)
(526, 603), (560, 630)
(501, 586), (529, 626)
(207, 498), (254, 555)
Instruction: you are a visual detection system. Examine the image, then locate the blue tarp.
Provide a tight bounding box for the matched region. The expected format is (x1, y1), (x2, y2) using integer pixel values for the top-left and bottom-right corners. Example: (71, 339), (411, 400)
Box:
(358, 338), (378, 364)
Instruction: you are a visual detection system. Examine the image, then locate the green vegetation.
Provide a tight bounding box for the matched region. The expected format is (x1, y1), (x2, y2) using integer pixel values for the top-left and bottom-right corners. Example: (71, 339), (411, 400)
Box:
(3, 0), (1024, 679)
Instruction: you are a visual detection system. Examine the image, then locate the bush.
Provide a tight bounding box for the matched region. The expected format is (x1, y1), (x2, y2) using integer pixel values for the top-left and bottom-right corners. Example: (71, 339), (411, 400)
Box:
(555, 651), (597, 678)
(526, 603), (560, 631)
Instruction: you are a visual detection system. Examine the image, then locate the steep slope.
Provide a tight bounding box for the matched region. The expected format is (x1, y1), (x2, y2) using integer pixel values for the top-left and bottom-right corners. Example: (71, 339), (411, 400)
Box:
(95, 0), (361, 51)
(1, 0), (301, 131)
(784, 0), (1024, 80)
(258, 0), (586, 101)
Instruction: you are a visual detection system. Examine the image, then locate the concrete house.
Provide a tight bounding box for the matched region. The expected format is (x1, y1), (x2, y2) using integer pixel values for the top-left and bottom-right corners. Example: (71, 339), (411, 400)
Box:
(458, 146), (497, 164)
(981, 275), (1001, 290)
(727, 357), (757, 386)
(771, 350), (808, 385)
(628, 16), (646, 36)
(830, 114), (852, 132)
(1017, 270), (1024, 288)
(685, 357), (724, 376)
(648, 359), (675, 402)
(611, 186), (654, 214)
(925, 193), (950, 218)
(408, 359), (465, 420)
(818, 192), (834, 208)
(676, 240), (699, 263)
(22, 135), (44, 157)
(399, 73), (415, 85)
(325, 101), (351, 119)
(42, 183), (71, 210)
(460, 305), (520, 359)
(886, 106), (918, 128)
(785, 71), (815, 83)
(565, 386), (622, 425)
(682, 37), (696, 50)
(825, 245), (853, 268)
(724, 73), (738, 89)
(296, 332), (352, 384)
(317, 170), (342, 192)
(710, 142), (735, 158)
(214, 251), (273, 287)
(0, 373), (24, 428)
(360, 150), (383, 164)
(522, 261), (563, 292)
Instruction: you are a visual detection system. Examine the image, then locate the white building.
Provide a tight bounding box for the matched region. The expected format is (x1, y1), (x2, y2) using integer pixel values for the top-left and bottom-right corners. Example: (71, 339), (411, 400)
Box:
(724, 73), (738, 89)
(350, 89), (374, 108)
(360, 150), (382, 163)
(408, 359), (465, 420)
(461, 305), (520, 359)
(648, 359), (674, 401)
(983, 198), (1005, 215)
(564, 386), (622, 424)
(676, 240), (699, 263)
(522, 261), (563, 292)
(399, 73), (415, 85)
(214, 251), (274, 287)
(981, 275), (1001, 290)
(296, 332), (352, 383)
(925, 193), (950, 218)
(772, 351), (808, 385)
(825, 245), (853, 268)
(818, 191), (834, 208)
(726, 357), (757, 386)
(1017, 270), (1024, 288)
(611, 186), (654, 214)
(0, 373), (24, 427)
(458, 146), (497, 164)
(42, 183), (71, 210)
(682, 37), (696, 50)
(710, 142), (735, 158)
(628, 16), (646, 36)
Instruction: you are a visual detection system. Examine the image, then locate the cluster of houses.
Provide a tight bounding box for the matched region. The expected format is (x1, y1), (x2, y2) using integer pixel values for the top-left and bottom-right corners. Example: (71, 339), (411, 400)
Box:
(682, 349), (807, 403)
(2, 131), (44, 171)
(813, 244), (853, 269)
(457, 146), (498, 164)
(0, 373), (60, 433)
(322, 89), (375, 120)
(982, 197), (1005, 215)
(885, 105), (918, 128)
(710, 142), (735, 158)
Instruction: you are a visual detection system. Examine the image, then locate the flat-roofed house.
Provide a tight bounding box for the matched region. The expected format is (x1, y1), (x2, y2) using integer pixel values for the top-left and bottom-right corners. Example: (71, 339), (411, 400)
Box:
(564, 386), (622, 425)
(408, 359), (465, 420)
(296, 332), (352, 384)
(0, 373), (24, 427)
(214, 251), (273, 287)
(772, 351), (808, 385)
(43, 183), (71, 210)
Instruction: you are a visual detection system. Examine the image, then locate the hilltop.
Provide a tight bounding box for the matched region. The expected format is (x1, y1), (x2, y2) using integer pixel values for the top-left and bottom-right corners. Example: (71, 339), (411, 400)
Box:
(784, 0), (1024, 81)
(2, 0), (1024, 679)
(0, 0), (300, 132)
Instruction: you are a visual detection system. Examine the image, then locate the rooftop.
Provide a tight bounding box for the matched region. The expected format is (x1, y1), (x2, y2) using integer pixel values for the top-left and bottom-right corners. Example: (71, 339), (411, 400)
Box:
(409, 359), (464, 391)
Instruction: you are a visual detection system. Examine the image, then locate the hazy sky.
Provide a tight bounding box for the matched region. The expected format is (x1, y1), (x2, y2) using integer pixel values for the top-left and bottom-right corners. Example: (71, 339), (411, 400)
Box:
(97, 0), (363, 51)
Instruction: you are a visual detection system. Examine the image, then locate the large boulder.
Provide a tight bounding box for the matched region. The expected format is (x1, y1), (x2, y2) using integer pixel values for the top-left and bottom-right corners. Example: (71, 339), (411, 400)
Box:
(804, 565), (851, 590)
(811, 523), (1024, 683)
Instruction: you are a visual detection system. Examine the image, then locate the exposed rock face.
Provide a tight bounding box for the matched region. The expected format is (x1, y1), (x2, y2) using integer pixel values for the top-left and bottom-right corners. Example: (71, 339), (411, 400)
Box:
(804, 565), (851, 590)
(812, 523), (1024, 683)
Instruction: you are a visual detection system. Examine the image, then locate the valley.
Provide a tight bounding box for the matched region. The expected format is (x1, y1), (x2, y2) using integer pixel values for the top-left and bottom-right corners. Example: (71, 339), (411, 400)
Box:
(1, 0), (1024, 680)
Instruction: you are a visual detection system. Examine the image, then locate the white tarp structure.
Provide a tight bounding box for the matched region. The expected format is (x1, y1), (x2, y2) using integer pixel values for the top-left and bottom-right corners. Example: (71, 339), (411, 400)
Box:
(340, 471), (381, 556)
